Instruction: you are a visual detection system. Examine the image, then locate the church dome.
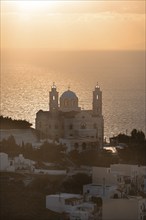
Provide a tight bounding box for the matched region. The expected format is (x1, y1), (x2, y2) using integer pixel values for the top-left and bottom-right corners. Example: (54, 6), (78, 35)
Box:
(60, 89), (80, 112)
(60, 90), (77, 99)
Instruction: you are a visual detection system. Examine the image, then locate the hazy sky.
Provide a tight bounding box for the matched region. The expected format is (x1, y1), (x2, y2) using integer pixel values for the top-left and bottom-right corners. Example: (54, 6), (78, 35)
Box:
(1, 0), (146, 50)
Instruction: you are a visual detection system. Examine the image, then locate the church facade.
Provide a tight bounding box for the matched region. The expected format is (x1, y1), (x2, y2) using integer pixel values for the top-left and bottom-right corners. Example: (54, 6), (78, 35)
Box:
(35, 83), (104, 152)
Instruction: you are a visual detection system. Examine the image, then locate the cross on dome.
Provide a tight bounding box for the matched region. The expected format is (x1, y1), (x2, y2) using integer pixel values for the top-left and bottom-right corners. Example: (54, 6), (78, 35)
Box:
(52, 82), (56, 89)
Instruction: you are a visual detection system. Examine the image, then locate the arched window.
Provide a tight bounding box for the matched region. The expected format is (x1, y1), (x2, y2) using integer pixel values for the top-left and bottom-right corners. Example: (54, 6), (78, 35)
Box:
(80, 122), (86, 129)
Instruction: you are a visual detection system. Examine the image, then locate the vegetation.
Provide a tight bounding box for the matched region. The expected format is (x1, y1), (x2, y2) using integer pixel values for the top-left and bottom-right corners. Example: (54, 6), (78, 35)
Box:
(110, 129), (145, 144)
(0, 172), (64, 220)
(0, 137), (67, 166)
(0, 115), (32, 129)
(68, 148), (118, 167)
(110, 129), (146, 165)
(62, 173), (91, 194)
(0, 171), (91, 219)
(0, 129), (145, 166)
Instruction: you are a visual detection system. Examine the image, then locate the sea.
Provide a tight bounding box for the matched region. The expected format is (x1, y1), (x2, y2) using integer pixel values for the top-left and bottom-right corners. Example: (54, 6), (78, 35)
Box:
(1, 49), (145, 140)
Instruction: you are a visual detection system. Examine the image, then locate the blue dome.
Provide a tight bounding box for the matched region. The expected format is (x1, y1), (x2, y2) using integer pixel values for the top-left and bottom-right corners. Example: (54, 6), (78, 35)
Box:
(60, 90), (77, 99)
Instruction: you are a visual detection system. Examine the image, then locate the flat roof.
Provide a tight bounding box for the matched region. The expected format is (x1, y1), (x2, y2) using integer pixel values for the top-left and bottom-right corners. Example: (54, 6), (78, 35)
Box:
(46, 193), (82, 199)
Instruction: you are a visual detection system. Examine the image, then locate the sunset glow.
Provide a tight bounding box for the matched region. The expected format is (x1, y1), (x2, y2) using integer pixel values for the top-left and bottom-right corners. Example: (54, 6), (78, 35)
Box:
(1, 0), (145, 50)
(1, 2), (146, 218)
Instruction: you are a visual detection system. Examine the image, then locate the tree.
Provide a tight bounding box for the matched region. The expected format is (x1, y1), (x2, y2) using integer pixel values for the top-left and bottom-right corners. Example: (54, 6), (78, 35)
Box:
(0, 115), (32, 129)
(131, 129), (145, 143)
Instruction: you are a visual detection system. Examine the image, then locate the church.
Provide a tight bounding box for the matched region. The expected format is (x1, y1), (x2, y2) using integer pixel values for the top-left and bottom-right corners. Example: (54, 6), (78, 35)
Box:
(35, 83), (104, 152)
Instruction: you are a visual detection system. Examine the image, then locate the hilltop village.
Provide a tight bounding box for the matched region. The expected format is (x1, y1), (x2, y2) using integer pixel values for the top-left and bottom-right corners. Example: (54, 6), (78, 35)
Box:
(0, 84), (146, 220)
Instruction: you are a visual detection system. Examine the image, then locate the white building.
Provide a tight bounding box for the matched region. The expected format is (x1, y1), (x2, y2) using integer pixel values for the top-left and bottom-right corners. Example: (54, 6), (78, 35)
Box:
(102, 197), (146, 220)
(0, 153), (35, 172)
(138, 166), (146, 175)
(46, 193), (99, 220)
(69, 201), (99, 220)
(137, 166), (146, 194)
(110, 164), (139, 179)
(144, 178), (146, 194)
(13, 154), (35, 171)
(36, 83), (104, 152)
(46, 193), (83, 213)
(92, 164), (146, 199)
(110, 164), (146, 194)
(92, 166), (118, 186)
(0, 152), (9, 171)
(83, 183), (121, 199)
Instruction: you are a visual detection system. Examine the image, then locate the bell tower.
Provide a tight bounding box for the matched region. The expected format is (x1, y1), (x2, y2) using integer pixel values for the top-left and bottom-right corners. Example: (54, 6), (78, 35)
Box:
(92, 83), (102, 116)
(49, 82), (59, 112)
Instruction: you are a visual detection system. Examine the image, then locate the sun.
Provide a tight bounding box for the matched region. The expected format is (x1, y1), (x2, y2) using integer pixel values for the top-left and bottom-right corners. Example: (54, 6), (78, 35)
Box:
(15, 0), (57, 13)
(17, 1), (42, 12)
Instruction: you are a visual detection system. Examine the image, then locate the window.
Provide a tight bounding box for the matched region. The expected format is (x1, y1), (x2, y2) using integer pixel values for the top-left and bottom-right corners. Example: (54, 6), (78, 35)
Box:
(80, 122), (86, 129)
(53, 95), (55, 100)
(69, 124), (73, 130)
(96, 94), (98, 100)
(113, 194), (118, 199)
